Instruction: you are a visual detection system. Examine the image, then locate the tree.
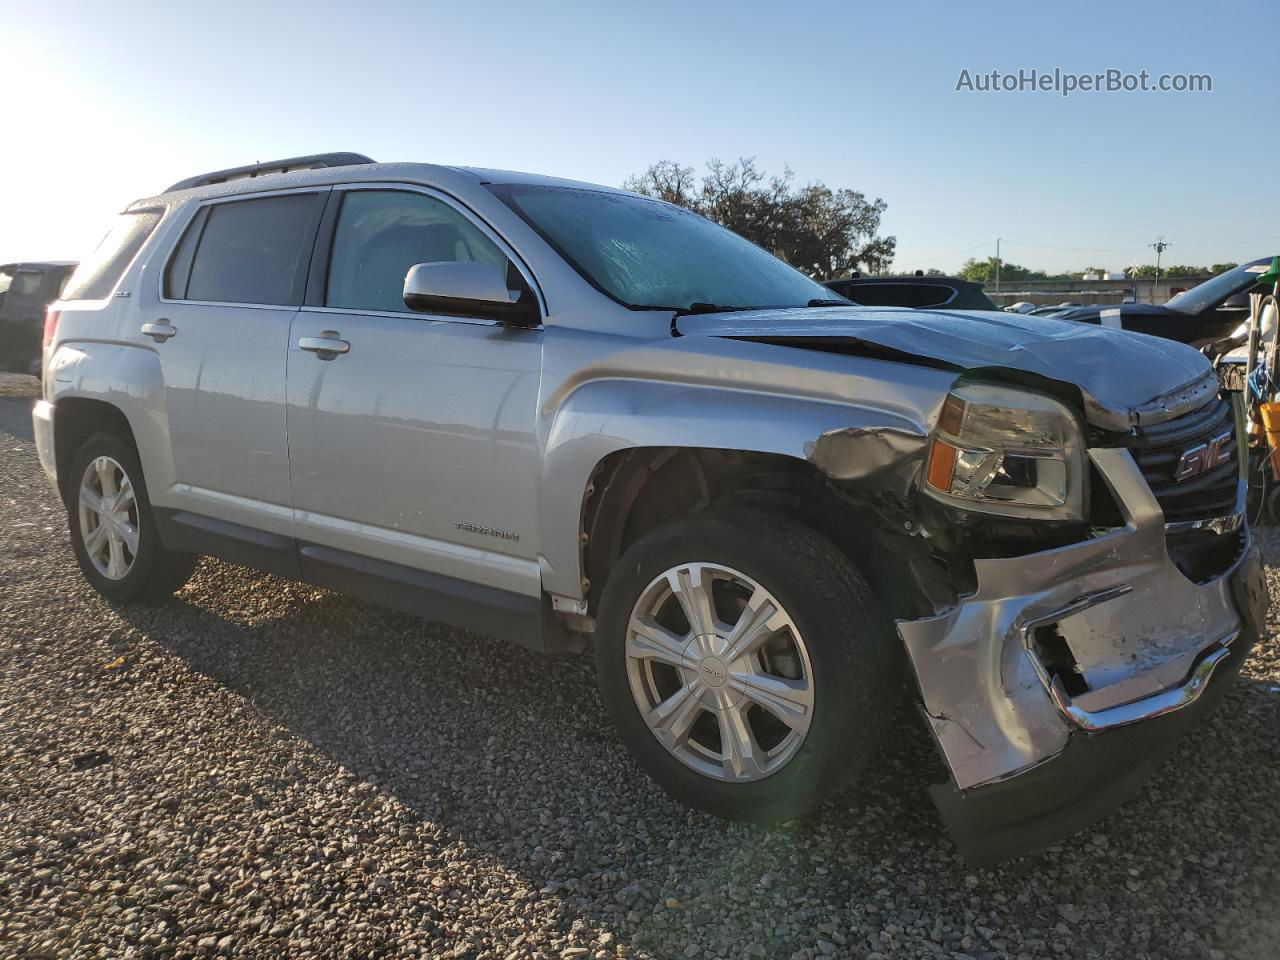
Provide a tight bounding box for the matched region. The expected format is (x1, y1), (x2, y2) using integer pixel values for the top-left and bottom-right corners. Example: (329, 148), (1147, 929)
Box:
(1128, 263), (1225, 278)
(958, 257), (1048, 283)
(624, 158), (896, 277)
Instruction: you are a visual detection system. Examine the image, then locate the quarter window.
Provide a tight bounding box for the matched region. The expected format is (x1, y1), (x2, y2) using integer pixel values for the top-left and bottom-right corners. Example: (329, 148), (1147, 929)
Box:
(62, 211), (162, 301)
(326, 190), (519, 314)
(179, 193), (323, 305)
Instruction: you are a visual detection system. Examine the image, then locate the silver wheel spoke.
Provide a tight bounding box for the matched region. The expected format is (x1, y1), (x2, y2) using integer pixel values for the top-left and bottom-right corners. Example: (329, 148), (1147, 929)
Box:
(627, 617), (691, 668)
(79, 484), (103, 515)
(83, 520), (110, 558)
(95, 458), (117, 498)
(117, 520), (140, 555)
(731, 669), (812, 732)
(721, 586), (784, 663)
(647, 684), (704, 748)
(718, 699), (765, 780)
(667, 564), (720, 638)
(106, 531), (128, 579)
(114, 475), (134, 510)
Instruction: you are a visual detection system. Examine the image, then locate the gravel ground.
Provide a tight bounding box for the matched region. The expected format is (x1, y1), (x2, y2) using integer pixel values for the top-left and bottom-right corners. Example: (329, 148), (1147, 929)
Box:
(1, 372), (1279, 960)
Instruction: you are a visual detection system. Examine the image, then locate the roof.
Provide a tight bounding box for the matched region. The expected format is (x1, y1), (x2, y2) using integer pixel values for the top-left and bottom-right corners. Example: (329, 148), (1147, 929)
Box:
(143, 152), (633, 209)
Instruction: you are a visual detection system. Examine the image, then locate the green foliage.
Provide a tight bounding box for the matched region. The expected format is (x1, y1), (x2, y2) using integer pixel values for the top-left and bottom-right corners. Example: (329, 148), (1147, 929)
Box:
(624, 158), (896, 277)
(1127, 263), (1230, 278)
(958, 257), (1051, 283)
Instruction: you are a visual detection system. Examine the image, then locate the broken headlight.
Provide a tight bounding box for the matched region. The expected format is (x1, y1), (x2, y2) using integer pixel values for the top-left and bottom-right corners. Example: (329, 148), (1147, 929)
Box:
(923, 383), (1085, 521)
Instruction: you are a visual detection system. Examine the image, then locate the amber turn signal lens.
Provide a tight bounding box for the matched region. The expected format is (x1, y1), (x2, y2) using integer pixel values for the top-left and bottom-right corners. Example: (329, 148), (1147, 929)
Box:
(926, 438), (958, 492)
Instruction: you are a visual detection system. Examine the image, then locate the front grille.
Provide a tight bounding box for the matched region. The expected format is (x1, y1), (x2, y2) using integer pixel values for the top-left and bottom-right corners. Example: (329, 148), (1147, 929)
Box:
(1127, 393), (1240, 523)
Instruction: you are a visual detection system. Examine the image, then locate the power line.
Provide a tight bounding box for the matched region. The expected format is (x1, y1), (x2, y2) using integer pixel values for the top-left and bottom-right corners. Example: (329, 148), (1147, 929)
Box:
(892, 239), (995, 269)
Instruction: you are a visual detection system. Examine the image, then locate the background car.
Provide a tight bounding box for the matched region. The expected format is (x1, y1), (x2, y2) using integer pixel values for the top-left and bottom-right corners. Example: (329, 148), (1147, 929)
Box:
(1056, 257), (1278, 346)
(1029, 302), (1081, 317)
(0, 261), (77, 375)
(821, 273), (998, 310)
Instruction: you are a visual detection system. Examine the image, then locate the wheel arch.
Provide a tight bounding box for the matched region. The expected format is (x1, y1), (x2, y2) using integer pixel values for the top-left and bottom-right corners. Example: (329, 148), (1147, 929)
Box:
(53, 398), (139, 505)
(538, 377), (936, 615)
(47, 341), (174, 506)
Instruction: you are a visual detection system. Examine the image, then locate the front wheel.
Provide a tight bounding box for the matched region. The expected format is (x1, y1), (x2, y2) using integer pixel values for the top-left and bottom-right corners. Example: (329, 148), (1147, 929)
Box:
(67, 431), (197, 604)
(595, 508), (894, 822)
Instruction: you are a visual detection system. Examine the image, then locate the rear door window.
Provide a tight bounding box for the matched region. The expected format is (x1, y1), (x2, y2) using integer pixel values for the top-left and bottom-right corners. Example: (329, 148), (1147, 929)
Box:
(179, 193), (323, 306)
(62, 211), (163, 301)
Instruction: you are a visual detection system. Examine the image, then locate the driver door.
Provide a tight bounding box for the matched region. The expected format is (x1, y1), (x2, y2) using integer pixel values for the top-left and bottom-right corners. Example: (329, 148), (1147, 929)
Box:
(285, 186), (544, 626)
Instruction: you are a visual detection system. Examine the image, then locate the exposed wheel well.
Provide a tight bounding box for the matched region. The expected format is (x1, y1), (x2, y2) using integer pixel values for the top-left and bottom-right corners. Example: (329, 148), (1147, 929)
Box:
(580, 446), (929, 619)
(53, 399), (137, 504)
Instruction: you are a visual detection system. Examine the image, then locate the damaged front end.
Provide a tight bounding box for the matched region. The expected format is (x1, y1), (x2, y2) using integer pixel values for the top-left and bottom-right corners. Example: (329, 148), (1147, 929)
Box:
(812, 370), (1267, 864)
(678, 306), (1268, 861)
(902, 442), (1265, 863)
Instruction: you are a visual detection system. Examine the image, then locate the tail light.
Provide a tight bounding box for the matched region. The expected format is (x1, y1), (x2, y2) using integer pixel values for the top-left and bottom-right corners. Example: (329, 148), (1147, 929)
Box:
(42, 308), (61, 350)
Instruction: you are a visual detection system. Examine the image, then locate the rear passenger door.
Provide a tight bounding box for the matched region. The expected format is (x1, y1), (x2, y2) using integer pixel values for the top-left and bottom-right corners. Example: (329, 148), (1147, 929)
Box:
(143, 189), (326, 564)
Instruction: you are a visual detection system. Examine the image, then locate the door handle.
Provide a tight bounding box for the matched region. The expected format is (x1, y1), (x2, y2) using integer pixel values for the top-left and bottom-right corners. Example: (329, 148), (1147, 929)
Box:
(298, 334), (350, 359)
(141, 320), (177, 342)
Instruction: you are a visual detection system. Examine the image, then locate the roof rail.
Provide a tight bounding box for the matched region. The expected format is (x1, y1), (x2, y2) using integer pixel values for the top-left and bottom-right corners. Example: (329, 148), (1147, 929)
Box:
(164, 152), (376, 193)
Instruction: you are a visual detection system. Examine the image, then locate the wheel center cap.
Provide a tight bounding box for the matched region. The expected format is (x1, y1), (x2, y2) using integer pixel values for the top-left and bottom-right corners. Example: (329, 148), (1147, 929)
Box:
(698, 656), (728, 688)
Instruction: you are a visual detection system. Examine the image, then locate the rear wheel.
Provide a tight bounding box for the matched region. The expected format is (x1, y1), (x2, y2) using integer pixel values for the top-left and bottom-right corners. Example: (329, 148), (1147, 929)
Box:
(595, 508), (894, 822)
(67, 432), (196, 604)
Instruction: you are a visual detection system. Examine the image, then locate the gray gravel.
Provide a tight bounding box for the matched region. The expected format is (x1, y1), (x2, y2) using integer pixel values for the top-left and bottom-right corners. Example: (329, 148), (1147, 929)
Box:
(1, 373), (1279, 960)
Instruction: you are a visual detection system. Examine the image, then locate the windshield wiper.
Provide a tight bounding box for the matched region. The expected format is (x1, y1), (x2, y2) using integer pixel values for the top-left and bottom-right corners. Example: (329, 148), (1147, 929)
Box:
(670, 302), (753, 317)
(807, 298), (850, 307)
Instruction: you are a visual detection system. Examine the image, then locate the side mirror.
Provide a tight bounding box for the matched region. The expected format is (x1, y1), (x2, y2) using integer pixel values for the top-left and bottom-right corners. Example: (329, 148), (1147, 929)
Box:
(402, 262), (539, 327)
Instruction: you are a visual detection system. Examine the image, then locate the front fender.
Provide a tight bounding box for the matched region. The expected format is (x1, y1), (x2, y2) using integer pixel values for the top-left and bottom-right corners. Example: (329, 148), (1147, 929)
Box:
(536, 355), (951, 599)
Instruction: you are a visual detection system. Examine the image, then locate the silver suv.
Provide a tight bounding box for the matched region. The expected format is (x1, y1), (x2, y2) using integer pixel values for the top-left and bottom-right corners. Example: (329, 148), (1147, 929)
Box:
(34, 153), (1267, 863)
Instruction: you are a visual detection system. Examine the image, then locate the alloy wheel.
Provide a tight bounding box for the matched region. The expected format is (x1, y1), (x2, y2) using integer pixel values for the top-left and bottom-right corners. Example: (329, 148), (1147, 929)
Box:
(77, 455), (140, 580)
(624, 562), (814, 782)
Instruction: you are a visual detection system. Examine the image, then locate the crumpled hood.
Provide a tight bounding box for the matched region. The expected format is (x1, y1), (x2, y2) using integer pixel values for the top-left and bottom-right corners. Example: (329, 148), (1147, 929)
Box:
(674, 306), (1216, 431)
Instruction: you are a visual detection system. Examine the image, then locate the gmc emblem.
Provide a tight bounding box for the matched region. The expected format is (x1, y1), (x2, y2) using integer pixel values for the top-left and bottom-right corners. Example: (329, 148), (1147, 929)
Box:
(1173, 430), (1233, 482)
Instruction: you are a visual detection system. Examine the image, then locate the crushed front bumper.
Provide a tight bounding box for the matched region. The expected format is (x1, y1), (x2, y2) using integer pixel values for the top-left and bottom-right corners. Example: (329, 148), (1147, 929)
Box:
(897, 447), (1268, 864)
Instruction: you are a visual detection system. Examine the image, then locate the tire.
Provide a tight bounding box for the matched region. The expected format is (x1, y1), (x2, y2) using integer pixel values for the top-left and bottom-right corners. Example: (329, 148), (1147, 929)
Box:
(66, 431), (197, 605)
(595, 507), (894, 823)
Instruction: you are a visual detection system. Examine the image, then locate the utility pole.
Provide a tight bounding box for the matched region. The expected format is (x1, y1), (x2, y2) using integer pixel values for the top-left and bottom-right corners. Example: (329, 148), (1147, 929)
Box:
(1150, 239), (1170, 304)
(995, 238), (1001, 295)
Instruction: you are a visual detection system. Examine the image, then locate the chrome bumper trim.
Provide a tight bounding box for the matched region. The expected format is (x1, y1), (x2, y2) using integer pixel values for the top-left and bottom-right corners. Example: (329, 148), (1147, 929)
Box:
(1047, 638), (1234, 733)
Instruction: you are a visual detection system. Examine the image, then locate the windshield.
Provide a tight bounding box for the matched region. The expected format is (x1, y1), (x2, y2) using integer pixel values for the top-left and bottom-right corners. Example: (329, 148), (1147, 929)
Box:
(1164, 258), (1273, 314)
(490, 184), (841, 311)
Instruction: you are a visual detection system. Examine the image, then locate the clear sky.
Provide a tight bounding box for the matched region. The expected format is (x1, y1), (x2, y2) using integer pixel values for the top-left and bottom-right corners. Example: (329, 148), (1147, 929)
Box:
(2, 0), (1274, 275)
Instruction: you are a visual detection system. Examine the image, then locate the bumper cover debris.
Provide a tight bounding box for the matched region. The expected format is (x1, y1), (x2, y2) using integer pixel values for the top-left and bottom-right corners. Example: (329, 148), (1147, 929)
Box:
(896, 446), (1268, 862)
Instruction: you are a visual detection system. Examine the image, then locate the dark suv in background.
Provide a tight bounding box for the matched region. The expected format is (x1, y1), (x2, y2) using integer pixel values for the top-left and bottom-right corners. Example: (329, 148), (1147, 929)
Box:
(823, 273), (998, 310)
(0, 261), (77, 374)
